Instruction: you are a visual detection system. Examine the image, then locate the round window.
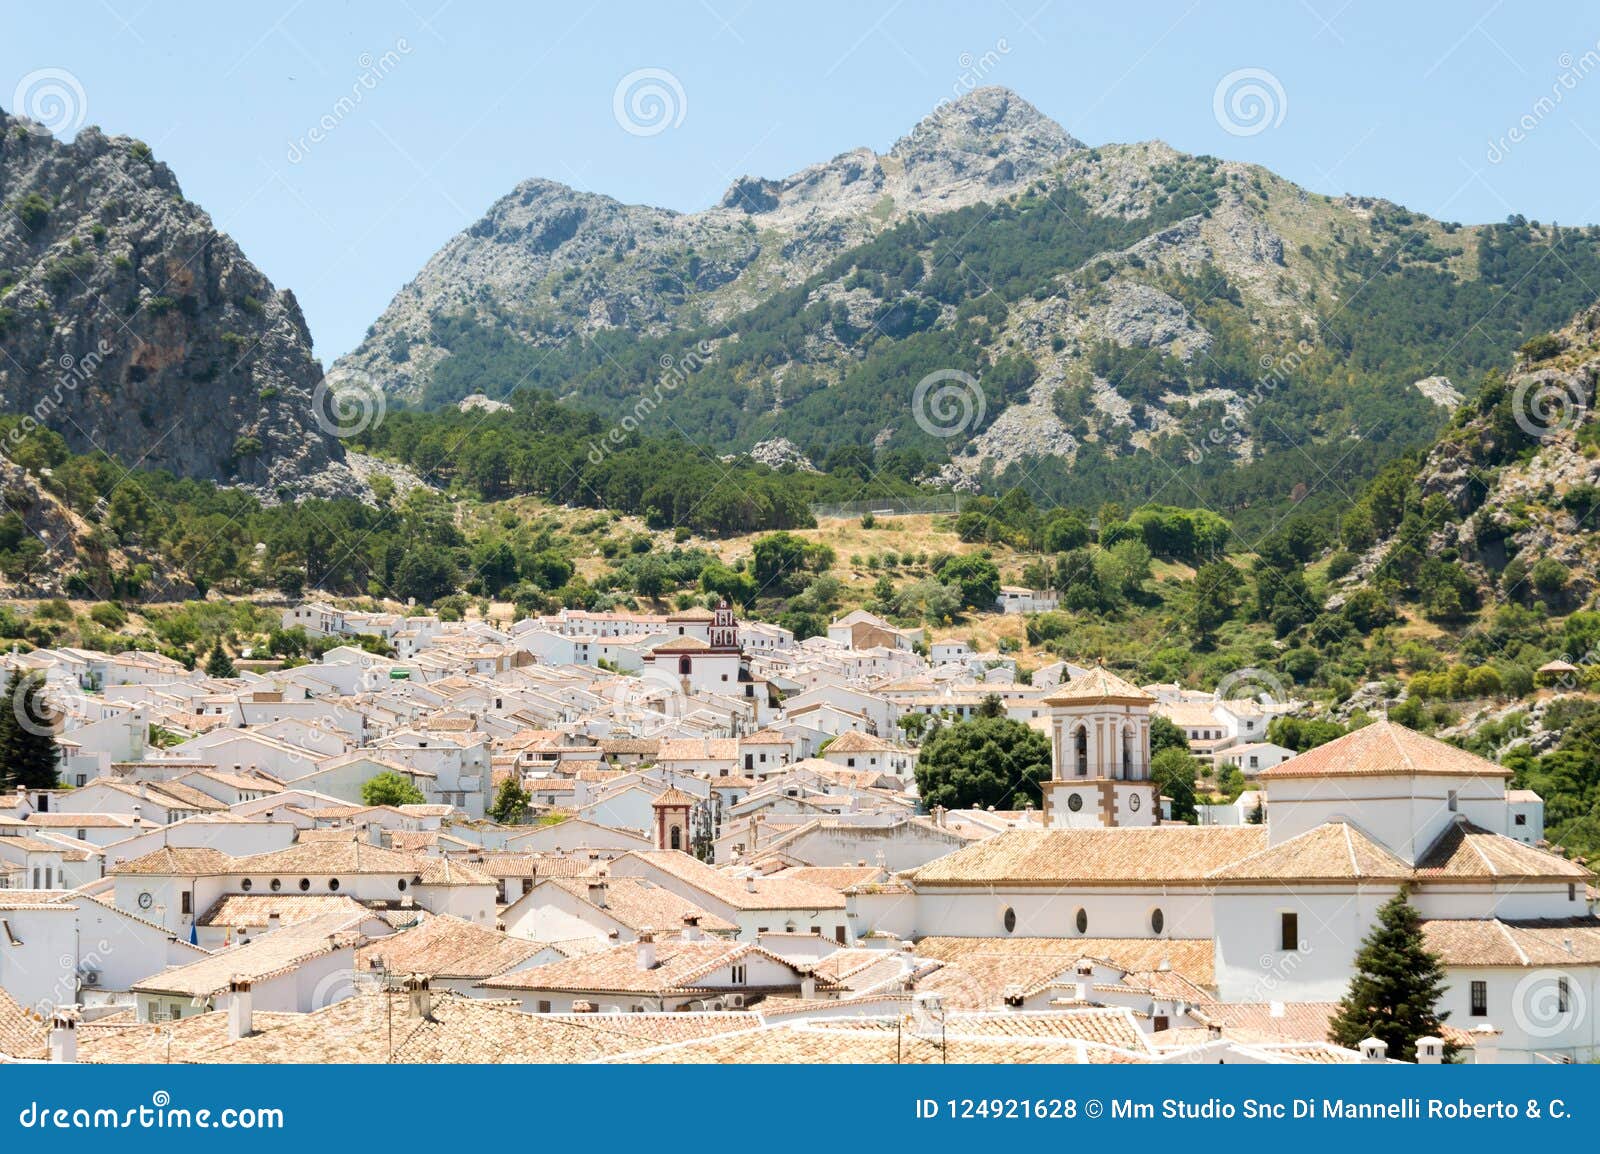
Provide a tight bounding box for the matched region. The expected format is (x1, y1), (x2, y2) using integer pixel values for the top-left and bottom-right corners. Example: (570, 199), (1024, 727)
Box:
(328, 878), (340, 892)
(298, 878), (311, 892)
(270, 878), (282, 892)
(1075, 908), (1088, 934)
(398, 878), (408, 892)
(1002, 907), (1016, 934)
(1067, 793), (1083, 813)
(1151, 908), (1164, 934)
(241, 878), (253, 892)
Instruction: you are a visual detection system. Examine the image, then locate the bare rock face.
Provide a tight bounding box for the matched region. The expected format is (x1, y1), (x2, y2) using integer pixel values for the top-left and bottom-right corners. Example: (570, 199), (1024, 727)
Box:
(338, 88), (1084, 405)
(0, 110), (350, 496)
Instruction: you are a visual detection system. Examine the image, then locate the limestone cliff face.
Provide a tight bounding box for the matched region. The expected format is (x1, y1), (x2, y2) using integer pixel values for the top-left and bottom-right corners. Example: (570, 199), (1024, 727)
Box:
(337, 87), (1085, 404)
(0, 110), (351, 496)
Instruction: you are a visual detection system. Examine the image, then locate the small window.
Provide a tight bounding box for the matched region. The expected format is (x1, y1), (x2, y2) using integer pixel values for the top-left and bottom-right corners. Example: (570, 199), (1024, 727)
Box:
(241, 878), (253, 892)
(1570, 883), (1578, 902)
(1153, 1015), (1169, 1032)
(298, 878), (311, 892)
(1559, 977), (1571, 1013)
(1470, 980), (1487, 1016)
(1280, 912), (1299, 952)
(1515, 814), (1527, 826)
(181, 891), (191, 915)
(328, 878), (340, 892)
(730, 964), (746, 984)
(270, 878), (282, 892)
(1075, 908), (1088, 935)
(536, 1000), (551, 1013)
(1002, 907), (1016, 934)
(1150, 908), (1164, 935)
(398, 879), (407, 892)
(1447, 790), (1458, 812)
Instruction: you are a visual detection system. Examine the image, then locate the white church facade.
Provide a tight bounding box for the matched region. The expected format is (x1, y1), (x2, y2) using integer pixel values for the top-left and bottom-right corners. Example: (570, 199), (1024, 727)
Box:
(893, 671), (1598, 1064)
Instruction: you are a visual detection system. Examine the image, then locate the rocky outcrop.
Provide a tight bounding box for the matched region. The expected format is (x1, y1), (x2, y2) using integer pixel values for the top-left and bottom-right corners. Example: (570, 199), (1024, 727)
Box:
(337, 88), (1084, 405)
(0, 110), (354, 497)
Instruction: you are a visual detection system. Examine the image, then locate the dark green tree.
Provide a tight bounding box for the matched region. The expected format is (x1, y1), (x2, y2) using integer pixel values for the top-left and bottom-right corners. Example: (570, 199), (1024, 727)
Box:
(204, 643), (237, 678)
(913, 716), (1051, 810)
(1328, 891), (1455, 1062)
(489, 778), (531, 824)
(1149, 714), (1190, 755)
(361, 771), (426, 807)
(0, 670), (60, 790)
(1151, 746), (1201, 823)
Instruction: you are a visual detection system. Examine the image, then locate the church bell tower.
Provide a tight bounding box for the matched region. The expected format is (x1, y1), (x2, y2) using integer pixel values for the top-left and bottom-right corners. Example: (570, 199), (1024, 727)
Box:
(1040, 661), (1159, 828)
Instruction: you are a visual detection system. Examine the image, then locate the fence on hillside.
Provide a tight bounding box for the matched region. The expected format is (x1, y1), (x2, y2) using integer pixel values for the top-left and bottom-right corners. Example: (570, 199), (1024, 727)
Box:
(808, 495), (967, 520)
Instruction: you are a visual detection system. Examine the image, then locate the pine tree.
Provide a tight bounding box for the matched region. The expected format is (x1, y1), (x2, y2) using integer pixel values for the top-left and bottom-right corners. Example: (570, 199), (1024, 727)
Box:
(0, 670), (61, 791)
(205, 643), (237, 679)
(1328, 890), (1455, 1062)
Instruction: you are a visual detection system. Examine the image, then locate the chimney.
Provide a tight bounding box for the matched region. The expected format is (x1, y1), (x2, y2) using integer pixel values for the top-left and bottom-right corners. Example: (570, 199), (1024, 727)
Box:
(1269, 1000), (1285, 1019)
(1415, 1036), (1444, 1064)
(405, 974), (433, 1019)
(801, 972), (817, 1000)
(48, 1007), (79, 1063)
(636, 929), (657, 970)
(266, 912), (281, 934)
(1002, 983), (1025, 1009)
(744, 874), (757, 894)
(1359, 1036), (1388, 1063)
(131, 804), (141, 826)
(227, 978), (254, 1041)
(681, 914), (702, 942)
(587, 881), (609, 909)
(1469, 1024), (1502, 1064)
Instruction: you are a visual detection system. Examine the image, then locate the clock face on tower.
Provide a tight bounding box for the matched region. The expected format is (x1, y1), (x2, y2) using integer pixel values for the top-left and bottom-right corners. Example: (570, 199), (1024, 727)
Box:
(1130, 794), (1142, 812)
(137, 892), (153, 909)
(1067, 793), (1083, 812)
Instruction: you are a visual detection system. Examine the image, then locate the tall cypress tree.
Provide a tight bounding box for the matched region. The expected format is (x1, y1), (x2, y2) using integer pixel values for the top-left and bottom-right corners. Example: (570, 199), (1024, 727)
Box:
(0, 670), (61, 791)
(1328, 890), (1455, 1062)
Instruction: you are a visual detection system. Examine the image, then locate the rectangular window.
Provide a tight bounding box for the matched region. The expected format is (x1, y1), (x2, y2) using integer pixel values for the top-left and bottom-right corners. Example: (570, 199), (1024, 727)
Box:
(1559, 977), (1571, 1013)
(1470, 980), (1487, 1016)
(1280, 912), (1299, 952)
(1515, 814), (1527, 826)
(1571, 884), (1578, 902)
(536, 1000), (551, 1013)
(730, 964), (747, 985)
(1153, 1015), (1169, 1032)
(181, 891), (191, 915)
(1448, 791), (1458, 812)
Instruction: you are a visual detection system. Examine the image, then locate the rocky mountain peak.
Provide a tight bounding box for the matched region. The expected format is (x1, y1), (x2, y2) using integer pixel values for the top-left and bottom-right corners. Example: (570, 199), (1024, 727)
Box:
(0, 108), (356, 497)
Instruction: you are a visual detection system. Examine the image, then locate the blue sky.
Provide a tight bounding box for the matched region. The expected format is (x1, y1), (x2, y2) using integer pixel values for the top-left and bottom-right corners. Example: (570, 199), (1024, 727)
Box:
(5, 1), (1599, 360)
